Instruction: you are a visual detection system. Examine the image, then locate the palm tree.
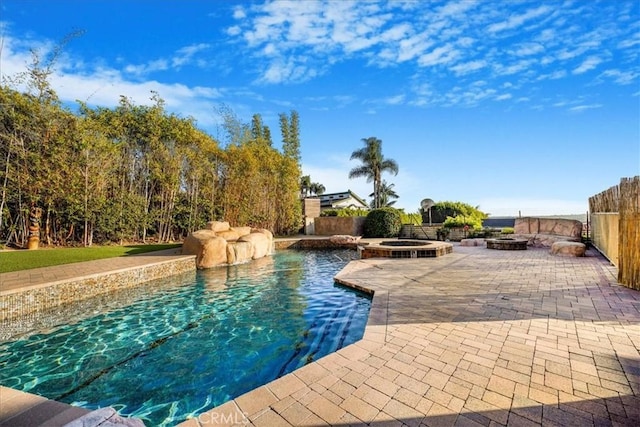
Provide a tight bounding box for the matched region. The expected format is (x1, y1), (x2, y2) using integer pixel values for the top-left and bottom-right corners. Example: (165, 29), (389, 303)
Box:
(299, 175), (311, 198)
(309, 182), (326, 196)
(369, 180), (398, 208)
(348, 137), (399, 209)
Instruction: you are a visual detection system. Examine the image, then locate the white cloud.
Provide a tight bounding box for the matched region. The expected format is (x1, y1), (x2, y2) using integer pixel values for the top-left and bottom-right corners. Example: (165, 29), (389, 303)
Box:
(487, 5), (552, 33)
(573, 55), (604, 74)
(451, 60), (487, 75)
(495, 93), (512, 101)
(417, 44), (459, 67)
(568, 103), (602, 112)
(600, 69), (638, 85)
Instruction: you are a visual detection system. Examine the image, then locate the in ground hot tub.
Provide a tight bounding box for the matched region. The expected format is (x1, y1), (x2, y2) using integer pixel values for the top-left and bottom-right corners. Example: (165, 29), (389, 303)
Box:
(360, 239), (452, 258)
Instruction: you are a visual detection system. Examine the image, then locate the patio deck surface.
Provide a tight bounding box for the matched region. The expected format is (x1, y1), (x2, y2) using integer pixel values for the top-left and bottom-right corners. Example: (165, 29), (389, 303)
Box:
(1, 241), (638, 426)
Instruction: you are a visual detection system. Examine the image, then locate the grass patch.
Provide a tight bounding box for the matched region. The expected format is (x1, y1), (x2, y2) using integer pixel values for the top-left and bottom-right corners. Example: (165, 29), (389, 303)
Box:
(0, 244), (182, 274)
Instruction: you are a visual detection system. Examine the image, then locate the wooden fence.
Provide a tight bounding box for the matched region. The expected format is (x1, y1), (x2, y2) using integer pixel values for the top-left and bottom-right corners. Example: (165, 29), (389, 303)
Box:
(589, 176), (639, 290)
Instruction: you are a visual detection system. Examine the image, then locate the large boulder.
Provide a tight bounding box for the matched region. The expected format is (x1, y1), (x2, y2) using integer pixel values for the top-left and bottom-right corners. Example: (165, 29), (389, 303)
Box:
(226, 241), (254, 264)
(206, 221), (230, 232)
(217, 229), (241, 242)
(182, 230), (228, 269)
(239, 232), (271, 259)
(514, 217), (582, 238)
(231, 226), (252, 237)
(551, 241), (586, 257)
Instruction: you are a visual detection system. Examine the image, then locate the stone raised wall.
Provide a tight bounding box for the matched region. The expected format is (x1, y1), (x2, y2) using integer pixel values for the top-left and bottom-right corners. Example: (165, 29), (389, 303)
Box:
(0, 256), (196, 323)
(314, 217), (366, 236)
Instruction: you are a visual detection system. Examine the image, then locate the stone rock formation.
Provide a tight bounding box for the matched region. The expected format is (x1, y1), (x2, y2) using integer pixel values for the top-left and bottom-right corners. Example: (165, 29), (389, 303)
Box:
(550, 241), (586, 257)
(329, 235), (362, 245)
(182, 230), (227, 269)
(512, 217), (583, 248)
(182, 222), (274, 269)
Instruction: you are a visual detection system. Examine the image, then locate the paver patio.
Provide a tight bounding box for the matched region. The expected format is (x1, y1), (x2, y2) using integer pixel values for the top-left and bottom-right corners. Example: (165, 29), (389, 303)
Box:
(185, 244), (639, 426)
(1, 242), (638, 426)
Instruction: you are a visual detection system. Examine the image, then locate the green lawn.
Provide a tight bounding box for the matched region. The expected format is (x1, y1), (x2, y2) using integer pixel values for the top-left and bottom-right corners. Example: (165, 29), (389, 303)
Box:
(0, 244), (182, 273)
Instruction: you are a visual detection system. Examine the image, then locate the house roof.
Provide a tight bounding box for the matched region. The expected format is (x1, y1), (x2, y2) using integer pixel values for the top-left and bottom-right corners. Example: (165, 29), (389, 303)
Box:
(317, 190), (368, 209)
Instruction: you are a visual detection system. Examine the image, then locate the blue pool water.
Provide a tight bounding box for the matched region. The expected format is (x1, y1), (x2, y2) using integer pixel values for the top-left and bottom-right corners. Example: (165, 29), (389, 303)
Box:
(0, 249), (371, 426)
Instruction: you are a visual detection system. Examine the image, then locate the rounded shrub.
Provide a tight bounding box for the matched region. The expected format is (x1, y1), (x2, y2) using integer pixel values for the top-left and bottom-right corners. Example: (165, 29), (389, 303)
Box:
(363, 208), (402, 238)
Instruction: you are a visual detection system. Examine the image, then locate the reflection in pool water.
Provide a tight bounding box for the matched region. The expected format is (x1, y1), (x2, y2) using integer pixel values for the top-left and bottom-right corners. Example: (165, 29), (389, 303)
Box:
(0, 249), (371, 426)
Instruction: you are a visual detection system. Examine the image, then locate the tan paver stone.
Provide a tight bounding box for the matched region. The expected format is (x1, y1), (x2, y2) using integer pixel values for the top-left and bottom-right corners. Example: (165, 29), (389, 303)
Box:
(270, 395), (296, 415)
(366, 374), (401, 397)
(306, 395), (346, 425)
(393, 388), (421, 408)
(393, 373), (430, 396)
(268, 373), (306, 400)
(463, 396), (509, 424)
(251, 409), (292, 427)
(235, 386), (277, 417)
(328, 379), (356, 400)
(527, 385), (558, 405)
(340, 395), (379, 423)
(382, 399), (424, 425)
(293, 362), (330, 385)
(423, 369), (450, 390)
(424, 387), (454, 407)
(195, 400), (247, 426)
(295, 412), (328, 427)
(544, 371), (574, 394)
(376, 365), (401, 381)
(355, 384), (392, 409)
(386, 357), (417, 376)
(370, 410), (405, 427)
(587, 382), (624, 398)
(277, 401), (313, 425)
(486, 374), (516, 397)
(292, 388), (320, 405)
(342, 369), (367, 387)
(320, 388), (342, 405)
(481, 390), (512, 409)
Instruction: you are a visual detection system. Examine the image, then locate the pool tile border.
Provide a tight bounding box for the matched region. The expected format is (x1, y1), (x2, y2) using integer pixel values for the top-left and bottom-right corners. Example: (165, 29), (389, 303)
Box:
(0, 256), (195, 323)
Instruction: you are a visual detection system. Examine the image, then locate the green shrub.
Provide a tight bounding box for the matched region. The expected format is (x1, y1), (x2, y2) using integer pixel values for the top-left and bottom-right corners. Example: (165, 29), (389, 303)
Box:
(443, 215), (483, 230)
(502, 227), (515, 234)
(363, 208), (402, 238)
(320, 208), (368, 217)
(399, 210), (422, 225)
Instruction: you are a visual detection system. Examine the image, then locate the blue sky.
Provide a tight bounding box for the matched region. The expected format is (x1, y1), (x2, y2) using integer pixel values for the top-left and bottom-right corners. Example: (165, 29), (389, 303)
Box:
(1, 0), (638, 216)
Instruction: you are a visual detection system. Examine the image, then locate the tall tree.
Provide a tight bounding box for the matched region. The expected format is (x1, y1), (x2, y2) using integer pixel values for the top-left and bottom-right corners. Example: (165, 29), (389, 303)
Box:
(309, 182), (326, 196)
(369, 180), (398, 208)
(348, 137), (399, 209)
(279, 111), (300, 162)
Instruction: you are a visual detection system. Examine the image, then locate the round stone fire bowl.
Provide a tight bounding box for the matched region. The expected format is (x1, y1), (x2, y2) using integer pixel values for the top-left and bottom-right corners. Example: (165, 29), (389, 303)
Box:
(360, 239), (452, 259)
(486, 238), (528, 250)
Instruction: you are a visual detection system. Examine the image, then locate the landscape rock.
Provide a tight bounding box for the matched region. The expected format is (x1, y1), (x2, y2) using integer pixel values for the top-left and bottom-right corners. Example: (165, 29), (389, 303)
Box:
(460, 238), (486, 247)
(239, 232), (271, 259)
(182, 230), (228, 269)
(514, 217), (582, 238)
(217, 229), (241, 242)
(226, 241), (254, 264)
(329, 235), (362, 244)
(551, 241), (586, 257)
(231, 226), (252, 237)
(206, 221), (230, 232)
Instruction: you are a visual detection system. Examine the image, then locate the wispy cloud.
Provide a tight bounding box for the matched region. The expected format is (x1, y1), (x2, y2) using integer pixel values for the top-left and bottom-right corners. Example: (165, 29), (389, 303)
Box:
(486, 5), (552, 33)
(569, 103), (603, 112)
(573, 55), (604, 74)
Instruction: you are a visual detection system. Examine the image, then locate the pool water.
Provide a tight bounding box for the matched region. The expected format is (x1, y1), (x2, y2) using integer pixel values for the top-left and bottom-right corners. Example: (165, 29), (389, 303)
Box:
(0, 249), (371, 426)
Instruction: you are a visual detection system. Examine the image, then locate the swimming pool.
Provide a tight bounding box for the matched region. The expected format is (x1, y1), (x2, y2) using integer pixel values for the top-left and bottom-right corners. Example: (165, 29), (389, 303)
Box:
(0, 249), (371, 426)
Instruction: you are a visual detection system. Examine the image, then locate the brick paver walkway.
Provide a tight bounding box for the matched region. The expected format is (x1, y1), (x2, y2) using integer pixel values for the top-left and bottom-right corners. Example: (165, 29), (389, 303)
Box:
(183, 245), (639, 426)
